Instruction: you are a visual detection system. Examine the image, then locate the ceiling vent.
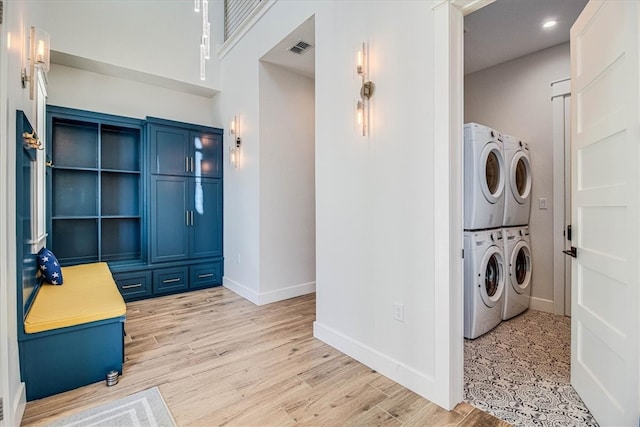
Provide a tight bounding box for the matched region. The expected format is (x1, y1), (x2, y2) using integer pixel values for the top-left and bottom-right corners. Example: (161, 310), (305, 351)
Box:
(289, 40), (312, 55)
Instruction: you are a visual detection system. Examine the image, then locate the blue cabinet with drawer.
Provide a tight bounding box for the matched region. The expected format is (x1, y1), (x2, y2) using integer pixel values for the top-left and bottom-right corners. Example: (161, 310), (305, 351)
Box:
(190, 261), (223, 289)
(46, 107), (224, 303)
(147, 117), (224, 296)
(113, 270), (152, 300)
(153, 266), (189, 294)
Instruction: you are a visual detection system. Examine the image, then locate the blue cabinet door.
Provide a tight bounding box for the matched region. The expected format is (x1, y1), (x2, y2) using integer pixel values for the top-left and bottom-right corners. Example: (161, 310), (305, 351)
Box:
(190, 178), (223, 258)
(149, 125), (190, 176)
(192, 132), (222, 178)
(150, 176), (189, 263)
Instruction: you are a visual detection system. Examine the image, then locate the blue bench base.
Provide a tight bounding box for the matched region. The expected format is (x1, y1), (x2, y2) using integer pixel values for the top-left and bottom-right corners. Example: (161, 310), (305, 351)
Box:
(19, 316), (125, 401)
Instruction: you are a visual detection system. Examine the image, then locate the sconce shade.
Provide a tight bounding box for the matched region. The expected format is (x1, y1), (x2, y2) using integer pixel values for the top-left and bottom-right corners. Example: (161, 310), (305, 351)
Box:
(22, 26), (51, 100)
(229, 115), (241, 168)
(355, 42), (373, 136)
(33, 27), (50, 72)
(356, 101), (364, 126)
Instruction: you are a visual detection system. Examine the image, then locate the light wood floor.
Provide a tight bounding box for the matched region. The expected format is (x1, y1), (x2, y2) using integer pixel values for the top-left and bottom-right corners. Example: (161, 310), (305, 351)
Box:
(21, 287), (509, 426)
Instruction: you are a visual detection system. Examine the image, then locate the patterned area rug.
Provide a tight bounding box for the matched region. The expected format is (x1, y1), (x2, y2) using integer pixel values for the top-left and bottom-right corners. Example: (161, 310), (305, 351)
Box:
(45, 387), (176, 427)
(464, 309), (599, 426)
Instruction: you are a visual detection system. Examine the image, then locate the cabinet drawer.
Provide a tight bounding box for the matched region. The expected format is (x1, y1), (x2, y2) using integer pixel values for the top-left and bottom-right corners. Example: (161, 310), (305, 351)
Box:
(113, 271), (152, 301)
(189, 261), (222, 289)
(153, 267), (188, 294)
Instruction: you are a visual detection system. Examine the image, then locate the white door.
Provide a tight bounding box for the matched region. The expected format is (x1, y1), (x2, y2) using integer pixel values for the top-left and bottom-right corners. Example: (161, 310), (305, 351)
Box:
(570, 1), (639, 425)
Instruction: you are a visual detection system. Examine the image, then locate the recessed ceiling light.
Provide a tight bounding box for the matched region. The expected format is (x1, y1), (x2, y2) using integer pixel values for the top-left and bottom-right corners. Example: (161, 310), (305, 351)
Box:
(543, 20), (558, 29)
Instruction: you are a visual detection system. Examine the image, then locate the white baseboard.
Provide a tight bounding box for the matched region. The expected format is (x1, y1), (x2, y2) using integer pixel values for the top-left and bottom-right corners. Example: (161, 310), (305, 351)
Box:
(223, 277), (315, 306)
(12, 382), (26, 426)
(223, 277), (260, 304)
(529, 296), (554, 314)
(313, 322), (438, 406)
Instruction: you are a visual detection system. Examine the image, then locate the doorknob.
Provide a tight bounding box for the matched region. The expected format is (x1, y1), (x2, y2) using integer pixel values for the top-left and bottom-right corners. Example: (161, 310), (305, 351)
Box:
(563, 246), (577, 258)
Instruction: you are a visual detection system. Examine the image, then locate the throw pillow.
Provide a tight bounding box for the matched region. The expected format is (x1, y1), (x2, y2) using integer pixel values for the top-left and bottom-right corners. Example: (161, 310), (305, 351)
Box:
(37, 247), (64, 285)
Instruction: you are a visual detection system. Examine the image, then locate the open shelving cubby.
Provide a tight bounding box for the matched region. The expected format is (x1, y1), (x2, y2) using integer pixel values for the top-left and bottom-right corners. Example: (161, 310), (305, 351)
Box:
(48, 107), (144, 267)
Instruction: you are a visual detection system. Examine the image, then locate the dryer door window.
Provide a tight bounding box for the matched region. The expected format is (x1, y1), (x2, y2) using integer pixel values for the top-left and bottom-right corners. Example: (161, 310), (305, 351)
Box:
(510, 241), (532, 293)
(486, 152), (500, 194)
(479, 246), (504, 307)
(510, 151), (531, 203)
(480, 143), (505, 204)
(486, 254), (500, 296)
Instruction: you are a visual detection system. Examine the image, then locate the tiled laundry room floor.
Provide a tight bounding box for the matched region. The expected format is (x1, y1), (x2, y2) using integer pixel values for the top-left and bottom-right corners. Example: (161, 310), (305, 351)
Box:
(464, 309), (599, 426)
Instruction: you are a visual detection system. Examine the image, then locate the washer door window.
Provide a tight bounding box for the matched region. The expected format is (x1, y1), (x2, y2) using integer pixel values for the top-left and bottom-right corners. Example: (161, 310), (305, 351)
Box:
(510, 241), (531, 293)
(480, 143), (505, 204)
(479, 246), (504, 308)
(510, 151), (531, 204)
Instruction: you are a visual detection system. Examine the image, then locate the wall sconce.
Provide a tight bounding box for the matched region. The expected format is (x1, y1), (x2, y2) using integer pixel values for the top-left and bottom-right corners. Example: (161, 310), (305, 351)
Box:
(21, 26), (50, 100)
(230, 116), (241, 168)
(356, 42), (375, 136)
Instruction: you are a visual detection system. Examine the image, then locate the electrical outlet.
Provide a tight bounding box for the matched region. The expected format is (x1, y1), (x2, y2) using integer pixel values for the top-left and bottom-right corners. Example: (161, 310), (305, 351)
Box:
(393, 303), (404, 322)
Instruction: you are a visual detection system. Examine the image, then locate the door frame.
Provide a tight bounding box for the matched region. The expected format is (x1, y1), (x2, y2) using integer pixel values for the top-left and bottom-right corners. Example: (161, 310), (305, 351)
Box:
(432, 0), (495, 409)
(551, 78), (571, 316)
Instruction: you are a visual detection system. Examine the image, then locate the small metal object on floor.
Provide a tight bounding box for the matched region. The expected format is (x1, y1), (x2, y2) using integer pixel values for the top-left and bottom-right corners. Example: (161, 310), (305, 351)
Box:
(106, 370), (119, 387)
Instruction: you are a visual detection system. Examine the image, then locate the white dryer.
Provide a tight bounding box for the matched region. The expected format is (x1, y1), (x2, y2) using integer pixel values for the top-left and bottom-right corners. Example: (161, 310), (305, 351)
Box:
(464, 123), (505, 230)
(464, 229), (506, 339)
(501, 226), (532, 320)
(502, 134), (532, 226)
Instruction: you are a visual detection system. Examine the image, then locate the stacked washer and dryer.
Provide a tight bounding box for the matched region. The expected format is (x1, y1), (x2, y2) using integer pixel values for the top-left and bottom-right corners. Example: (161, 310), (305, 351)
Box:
(463, 123), (533, 339)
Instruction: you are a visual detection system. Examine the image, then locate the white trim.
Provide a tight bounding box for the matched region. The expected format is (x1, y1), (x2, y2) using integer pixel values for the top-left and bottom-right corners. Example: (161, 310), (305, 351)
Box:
(529, 297), (554, 314)
(313, 321), (438, 404)
(217, 0), (277, 60)
(224, 277), (260, 304)
(433, 0), (464, 410)
(256, 282), (316, 305)
(552, 80), (571, 316)
(223, 277), (315, 306)
(451, 0), (496, 16)
(12, 384), (26, 425)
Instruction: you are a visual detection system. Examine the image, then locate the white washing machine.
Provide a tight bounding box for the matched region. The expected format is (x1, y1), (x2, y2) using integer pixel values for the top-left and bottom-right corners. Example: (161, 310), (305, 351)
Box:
(502, 134), (532, 226)
(464, 123), (505, 230)
(501, 226), (532, 320)
(464, 229), (506, 339)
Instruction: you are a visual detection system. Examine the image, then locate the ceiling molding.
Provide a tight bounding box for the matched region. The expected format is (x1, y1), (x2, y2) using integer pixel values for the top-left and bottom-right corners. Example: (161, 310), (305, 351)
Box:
(451, 0), (495, 16)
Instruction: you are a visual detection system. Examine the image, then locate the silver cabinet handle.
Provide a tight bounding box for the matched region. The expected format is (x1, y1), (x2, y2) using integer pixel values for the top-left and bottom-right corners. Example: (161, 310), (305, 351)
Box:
(186, 211), (189, 226)
(198, 273), (214, 278)
(185, 157), (190, 172)
(122, 283), (142, 289)
(190, 210), (194, 226)
(163, 278), (181, 284)
(191, 157), (195, 173)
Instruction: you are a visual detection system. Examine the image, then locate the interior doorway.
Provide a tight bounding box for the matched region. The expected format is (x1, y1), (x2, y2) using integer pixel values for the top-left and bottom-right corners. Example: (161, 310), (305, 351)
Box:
(460, 0), (589, 425)
(256, 16), (317, 302)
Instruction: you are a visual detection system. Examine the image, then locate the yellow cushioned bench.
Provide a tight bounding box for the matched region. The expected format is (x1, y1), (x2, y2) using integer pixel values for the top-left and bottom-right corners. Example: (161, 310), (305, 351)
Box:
(20, 262), (126, 400)
(24, 262), (126, 334)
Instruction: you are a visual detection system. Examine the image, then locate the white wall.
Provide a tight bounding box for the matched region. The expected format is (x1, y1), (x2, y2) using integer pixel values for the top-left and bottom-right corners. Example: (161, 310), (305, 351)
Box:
(314, 0), (439, 399)
(464, 42), (571, 311)
(48, 64), (219, 126)
(258, 62), (315, 303)
(220, 0), (452, 408)
(220, 1), (317, 304)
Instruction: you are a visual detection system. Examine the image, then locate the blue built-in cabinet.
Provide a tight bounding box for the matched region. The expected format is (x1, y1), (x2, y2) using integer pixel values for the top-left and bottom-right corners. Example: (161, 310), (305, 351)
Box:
(47, 108), (224, 301)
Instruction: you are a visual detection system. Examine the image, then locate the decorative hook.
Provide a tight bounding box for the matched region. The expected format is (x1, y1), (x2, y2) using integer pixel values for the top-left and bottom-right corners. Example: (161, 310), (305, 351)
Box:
(23, 131), (43, 150)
